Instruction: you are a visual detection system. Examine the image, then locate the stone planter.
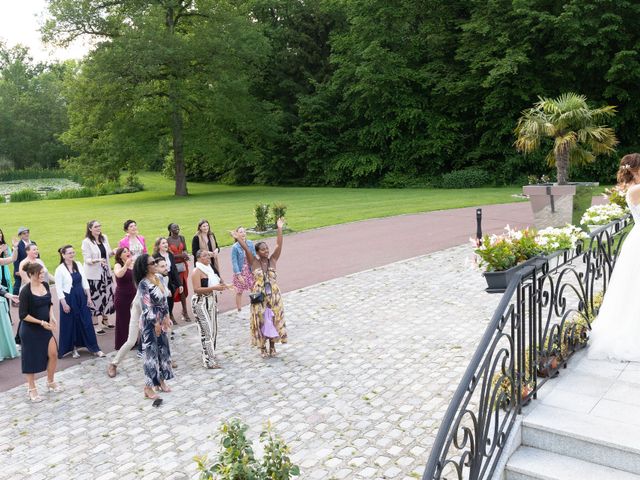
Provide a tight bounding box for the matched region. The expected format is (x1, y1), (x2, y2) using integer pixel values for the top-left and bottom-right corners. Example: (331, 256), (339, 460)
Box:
(523, 182), (598, 229)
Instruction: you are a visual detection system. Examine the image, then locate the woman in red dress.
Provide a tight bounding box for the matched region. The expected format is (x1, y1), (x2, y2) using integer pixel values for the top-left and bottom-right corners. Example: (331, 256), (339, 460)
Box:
(167, 223), (190, 322)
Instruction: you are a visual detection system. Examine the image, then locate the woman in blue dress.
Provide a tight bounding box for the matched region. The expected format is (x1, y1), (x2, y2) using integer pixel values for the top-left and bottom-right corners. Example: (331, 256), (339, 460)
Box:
(54, 245), (105, 359)
(134, 254), (173, 399)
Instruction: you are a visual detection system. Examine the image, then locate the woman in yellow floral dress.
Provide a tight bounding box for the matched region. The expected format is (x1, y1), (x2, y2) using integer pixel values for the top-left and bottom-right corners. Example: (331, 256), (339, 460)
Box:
(231, 218), (287, 358)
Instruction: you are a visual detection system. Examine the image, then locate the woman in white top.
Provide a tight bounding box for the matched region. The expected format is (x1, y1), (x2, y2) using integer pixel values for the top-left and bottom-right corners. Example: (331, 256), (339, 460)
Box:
(18, 244), (47, 288)
(55, 245), (104, 359)
(81, 220), (115, 335)
(191, 249), (232, 369)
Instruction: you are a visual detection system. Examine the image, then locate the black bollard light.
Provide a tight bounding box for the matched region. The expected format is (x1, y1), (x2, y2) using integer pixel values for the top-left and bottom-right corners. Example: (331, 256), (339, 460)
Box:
(476, 208), (483, 246)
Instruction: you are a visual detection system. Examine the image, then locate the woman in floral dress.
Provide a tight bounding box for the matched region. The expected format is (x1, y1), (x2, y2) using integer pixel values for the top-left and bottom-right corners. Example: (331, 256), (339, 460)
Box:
(133, 254), (173, 399)
(231, 218), (287, 358)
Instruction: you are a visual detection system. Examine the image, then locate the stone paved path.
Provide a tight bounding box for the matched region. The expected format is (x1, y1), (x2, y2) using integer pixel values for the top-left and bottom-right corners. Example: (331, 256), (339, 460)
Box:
(0, 244), (500, 480)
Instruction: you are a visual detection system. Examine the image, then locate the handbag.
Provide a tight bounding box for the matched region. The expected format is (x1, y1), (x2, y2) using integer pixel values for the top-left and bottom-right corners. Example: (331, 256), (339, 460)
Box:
(14, 320), (21, 345)
(249, 259), (272, 305)
(249, 292), (264, 304)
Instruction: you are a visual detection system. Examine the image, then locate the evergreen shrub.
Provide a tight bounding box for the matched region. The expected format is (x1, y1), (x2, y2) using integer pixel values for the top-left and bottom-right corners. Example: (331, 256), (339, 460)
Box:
(438, 168), (492, 189)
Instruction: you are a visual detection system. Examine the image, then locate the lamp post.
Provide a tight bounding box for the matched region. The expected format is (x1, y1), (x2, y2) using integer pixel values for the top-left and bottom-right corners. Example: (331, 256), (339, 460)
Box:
(476, 208), (483, 246)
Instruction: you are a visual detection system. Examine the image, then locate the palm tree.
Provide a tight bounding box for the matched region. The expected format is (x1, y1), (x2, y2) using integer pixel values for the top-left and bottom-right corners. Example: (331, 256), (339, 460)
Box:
(514, 93), (618, 185)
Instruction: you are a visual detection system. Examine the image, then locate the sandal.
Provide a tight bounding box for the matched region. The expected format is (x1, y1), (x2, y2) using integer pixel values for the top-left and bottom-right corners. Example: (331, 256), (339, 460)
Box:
(107, 363), (117, 378)
(269, 346), (277, 357)
(94, 350), (106, 358)
(95, 329), (106, 336)
(27, 387), (42, 403)
(159, 381), (172, 393)
(72, 349), (80, 359)
(144, 387), (159, 400)
(102, 317), (115, 329)
(47, 381), (64, 393)
(181, 315), (192, 322)
(260, 347), (269, 359)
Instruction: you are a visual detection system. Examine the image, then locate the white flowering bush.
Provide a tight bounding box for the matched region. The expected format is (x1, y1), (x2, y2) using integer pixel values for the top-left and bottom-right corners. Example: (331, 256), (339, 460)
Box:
(602, 185), (628, 211)
(535, 225), (588, 254)
(580, 203), (625, 226)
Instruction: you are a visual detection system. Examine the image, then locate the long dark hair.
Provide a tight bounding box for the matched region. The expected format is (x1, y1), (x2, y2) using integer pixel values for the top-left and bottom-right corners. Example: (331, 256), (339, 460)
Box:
(196, 219), (218, 249)
(58, 245), (79, 272)
(85, 220), (105, 243)
(133, 253), (153, 285)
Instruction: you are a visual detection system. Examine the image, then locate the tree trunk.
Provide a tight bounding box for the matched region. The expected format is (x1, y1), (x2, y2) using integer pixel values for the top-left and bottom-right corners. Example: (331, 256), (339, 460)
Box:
(171, 99), (188, 196)
(166, 6), (188, 197)
(555, 148), (569, 185)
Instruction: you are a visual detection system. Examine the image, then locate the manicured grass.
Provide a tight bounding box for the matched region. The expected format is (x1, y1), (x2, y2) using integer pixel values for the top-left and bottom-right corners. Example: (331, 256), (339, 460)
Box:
(1, 172), (526, 267)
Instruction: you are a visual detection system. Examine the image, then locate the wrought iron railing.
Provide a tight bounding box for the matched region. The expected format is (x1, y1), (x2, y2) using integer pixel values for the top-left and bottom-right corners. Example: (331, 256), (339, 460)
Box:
(422, 215), (632, 480)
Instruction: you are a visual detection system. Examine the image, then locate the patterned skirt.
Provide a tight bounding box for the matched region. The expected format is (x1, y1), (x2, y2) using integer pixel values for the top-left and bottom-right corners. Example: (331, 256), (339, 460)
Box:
(88, 265), (115, 317)
(191, 293), (218, 368)
(233, 262), (255, 293)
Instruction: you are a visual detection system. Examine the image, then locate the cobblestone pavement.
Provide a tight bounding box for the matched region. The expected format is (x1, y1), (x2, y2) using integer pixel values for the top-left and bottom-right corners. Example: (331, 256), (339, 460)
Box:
(0, 245), (501, 480)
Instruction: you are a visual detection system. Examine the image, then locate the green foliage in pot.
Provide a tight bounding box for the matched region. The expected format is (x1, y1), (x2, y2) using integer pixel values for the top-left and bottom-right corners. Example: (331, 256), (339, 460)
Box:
(254, 204), (270, 232)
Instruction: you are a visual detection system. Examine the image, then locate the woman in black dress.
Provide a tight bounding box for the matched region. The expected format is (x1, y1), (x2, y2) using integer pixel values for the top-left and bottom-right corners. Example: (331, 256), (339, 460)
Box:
(19, 262), (62, 402)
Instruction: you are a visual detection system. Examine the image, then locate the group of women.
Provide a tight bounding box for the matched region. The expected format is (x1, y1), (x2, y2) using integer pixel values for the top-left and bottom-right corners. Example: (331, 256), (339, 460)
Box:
(0, 217), (287, 402)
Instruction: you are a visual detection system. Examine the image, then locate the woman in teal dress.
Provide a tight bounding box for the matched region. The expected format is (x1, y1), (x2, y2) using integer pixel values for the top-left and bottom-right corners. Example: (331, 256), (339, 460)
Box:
(0, 233), (19, 361)
(0, 284), (20, 361)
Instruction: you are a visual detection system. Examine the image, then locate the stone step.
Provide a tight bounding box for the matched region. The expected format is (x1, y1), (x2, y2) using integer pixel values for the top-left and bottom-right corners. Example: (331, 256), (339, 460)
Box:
(521, 404), (640, 475)
(506, 446), (640, 480)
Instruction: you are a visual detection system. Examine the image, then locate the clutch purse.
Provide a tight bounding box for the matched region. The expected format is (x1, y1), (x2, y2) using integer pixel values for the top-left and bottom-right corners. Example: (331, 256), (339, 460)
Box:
(249, 292), (264, 304)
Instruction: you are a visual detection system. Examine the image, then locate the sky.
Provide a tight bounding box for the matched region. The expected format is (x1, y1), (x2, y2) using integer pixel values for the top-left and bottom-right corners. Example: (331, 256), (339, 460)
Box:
(0, 0), (91, 62)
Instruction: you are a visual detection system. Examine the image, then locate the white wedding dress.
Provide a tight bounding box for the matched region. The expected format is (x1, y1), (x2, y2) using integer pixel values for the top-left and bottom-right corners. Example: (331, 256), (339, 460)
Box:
(588, 192), (640, 361)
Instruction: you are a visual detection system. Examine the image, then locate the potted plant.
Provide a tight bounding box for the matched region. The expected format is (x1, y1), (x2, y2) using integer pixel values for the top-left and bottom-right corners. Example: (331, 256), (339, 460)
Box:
(580, 203), (626, 232)
(515, 93), (618, 228)
(474, 227), (543, 292)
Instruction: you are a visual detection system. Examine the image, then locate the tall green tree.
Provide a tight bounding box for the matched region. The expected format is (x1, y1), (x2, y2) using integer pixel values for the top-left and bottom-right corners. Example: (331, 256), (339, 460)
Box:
(0, 43), (71, 169)
(514, 93), (618, 184)
(45, 0), (273, 195)
(243, 0), (343, 184)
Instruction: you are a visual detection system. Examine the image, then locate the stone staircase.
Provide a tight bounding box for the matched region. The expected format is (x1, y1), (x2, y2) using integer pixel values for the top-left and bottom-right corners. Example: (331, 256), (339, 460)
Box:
(500, 351), (640, 480)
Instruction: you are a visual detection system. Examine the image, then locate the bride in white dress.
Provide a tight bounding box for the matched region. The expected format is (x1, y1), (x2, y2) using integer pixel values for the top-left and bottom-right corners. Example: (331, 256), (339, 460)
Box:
(589, 153), (640, 361)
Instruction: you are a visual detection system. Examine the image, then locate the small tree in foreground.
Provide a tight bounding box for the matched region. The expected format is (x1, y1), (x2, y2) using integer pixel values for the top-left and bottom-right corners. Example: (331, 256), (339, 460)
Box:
(514, 93), (618, 185)
(196, 419), (300, 480)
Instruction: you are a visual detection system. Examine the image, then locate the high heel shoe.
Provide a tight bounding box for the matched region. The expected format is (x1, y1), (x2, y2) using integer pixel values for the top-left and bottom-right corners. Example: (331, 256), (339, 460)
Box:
(27, 387), (42, 403)
(47, 381), (64, 393)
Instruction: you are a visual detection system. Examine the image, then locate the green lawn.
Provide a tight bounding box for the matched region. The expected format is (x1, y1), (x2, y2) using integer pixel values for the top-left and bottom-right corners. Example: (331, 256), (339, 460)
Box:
(1, 172), (526, 267)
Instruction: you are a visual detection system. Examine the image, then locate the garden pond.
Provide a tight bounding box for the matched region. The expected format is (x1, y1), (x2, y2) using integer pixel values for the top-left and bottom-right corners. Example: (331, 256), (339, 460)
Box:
(0, 178), (81, 200)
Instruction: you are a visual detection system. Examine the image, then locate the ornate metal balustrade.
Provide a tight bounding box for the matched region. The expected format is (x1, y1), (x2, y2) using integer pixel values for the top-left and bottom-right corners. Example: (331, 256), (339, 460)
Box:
(422, 215), (632, 480)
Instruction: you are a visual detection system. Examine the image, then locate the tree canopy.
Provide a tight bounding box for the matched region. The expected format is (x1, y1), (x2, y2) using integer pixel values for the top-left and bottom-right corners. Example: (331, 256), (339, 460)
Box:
(1, 0), (638, 191)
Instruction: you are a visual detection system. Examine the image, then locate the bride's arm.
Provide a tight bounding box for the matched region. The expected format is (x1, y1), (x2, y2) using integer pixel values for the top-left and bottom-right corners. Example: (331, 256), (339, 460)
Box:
(627, 184), (640, 206)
